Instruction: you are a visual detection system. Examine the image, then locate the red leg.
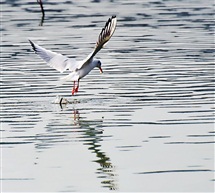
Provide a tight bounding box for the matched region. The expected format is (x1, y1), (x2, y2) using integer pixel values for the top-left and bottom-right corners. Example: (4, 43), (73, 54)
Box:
(72, 81), (76, 95)
(75, 80), (79, 93)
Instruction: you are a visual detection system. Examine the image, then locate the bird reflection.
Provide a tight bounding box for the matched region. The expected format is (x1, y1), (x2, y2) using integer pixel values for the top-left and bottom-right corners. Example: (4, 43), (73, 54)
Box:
(71, 108), (118, 191)
(33, 103), (118, 190)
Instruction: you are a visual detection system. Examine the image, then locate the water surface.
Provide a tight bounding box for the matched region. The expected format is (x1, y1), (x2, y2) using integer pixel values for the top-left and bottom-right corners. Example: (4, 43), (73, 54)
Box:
(1, 0), (214, 192)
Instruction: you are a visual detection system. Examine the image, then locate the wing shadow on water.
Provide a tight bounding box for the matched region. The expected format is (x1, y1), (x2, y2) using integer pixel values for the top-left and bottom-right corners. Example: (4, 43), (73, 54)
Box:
(70, 108), (118, 191)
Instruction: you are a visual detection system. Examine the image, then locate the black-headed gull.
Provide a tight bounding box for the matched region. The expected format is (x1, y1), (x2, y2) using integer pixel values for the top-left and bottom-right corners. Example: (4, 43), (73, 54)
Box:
(29, 16), (117, 95)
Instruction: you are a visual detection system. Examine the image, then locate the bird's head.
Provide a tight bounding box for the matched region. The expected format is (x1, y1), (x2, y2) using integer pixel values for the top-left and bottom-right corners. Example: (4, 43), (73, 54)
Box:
(96, 60), (103, 73)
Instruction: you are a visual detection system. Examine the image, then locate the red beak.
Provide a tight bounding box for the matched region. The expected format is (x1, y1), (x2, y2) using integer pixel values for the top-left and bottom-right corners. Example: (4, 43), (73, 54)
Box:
(99, 67), (103, 73)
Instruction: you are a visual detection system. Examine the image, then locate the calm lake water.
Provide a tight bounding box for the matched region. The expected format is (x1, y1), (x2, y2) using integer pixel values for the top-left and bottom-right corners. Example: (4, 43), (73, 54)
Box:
(1, 0), (214, 192)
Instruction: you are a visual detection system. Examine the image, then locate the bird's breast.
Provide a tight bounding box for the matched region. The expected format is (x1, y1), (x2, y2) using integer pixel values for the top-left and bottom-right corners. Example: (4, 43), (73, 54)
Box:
(78, 63), (95, 79)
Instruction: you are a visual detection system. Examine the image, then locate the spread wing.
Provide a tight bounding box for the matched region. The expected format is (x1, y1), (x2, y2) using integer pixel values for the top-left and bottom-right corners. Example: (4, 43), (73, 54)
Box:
(80, 15), (117, 68)
(29, 40), (77, 73)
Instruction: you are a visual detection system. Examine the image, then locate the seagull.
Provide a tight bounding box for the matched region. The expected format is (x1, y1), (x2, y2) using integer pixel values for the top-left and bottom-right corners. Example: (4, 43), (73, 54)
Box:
(29, 16), (117, 95)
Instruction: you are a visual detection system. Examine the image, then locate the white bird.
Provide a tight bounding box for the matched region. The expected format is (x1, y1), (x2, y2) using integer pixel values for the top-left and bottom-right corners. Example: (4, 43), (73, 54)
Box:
(29, 16), (117, 95)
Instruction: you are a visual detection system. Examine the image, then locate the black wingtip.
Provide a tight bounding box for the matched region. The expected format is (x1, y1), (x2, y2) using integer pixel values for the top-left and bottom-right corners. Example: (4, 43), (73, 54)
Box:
(28, 39), (37, 52)
(28, 39), (34, 46)
(105, 15), (116, 28)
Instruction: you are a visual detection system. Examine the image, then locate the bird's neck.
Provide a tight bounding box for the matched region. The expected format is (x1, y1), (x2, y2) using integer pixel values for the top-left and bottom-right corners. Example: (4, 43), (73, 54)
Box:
(90, 59), (99, 69)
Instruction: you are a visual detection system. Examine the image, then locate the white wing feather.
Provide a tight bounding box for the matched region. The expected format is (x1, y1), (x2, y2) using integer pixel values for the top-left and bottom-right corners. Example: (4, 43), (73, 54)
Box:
(29, 40), (78, 73)
(29, 16), (117, 79)
(79, 15), (117, 69)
